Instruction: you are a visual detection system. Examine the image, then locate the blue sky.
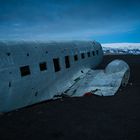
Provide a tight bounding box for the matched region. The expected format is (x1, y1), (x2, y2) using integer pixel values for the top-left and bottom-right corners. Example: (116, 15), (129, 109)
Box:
(0, 0), (140, 43)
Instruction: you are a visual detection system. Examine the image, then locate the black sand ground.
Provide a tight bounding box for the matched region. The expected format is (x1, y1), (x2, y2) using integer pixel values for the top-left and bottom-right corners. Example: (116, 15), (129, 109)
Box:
(0, 55), (140, 140)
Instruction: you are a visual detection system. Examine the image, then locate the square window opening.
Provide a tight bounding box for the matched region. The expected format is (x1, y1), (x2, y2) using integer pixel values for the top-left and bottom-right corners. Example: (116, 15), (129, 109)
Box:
(87, 52), (91, 57)
(92, 51), (95, 56)
(65, 56), (70, 68)
(81, 53), (85, 59)
(74, 55), (78, 61)
(53, 58), (61, 72)
(20, 65), (31, 77)
(39, 62), (47, 71)
(96, 50), (99, 55)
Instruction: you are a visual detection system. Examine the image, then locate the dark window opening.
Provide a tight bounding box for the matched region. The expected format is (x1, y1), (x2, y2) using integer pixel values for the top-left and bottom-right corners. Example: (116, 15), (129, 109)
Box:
(87, 52), (91, 57)
(39, 62), (47, 71)
(81, 53), (85, 59)
(20, 65), (31, 77)
(6, 53), (11, 56)
(92, 51), (95, 56)
(53, 58), (61, 72)
(35, 92), (38, 97)
(27, 53), (29, 56)
(9, 82), (11, 87)
(74, 55), (78, 61)
(96, 50), (99, 55)
(65, 56), (70, 68)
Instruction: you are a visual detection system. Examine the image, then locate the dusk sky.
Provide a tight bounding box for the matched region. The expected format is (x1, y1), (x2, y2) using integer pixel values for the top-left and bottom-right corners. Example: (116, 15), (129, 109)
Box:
(0, 0), (140, 43)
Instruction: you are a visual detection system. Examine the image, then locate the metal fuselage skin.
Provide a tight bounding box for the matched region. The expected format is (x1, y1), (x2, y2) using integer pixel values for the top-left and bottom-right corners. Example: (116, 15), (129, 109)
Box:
(0, 41), (103, 112)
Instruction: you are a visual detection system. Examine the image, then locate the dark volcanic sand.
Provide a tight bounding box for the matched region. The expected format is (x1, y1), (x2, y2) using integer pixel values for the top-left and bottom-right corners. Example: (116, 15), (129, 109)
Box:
(0, 55), (140, 140)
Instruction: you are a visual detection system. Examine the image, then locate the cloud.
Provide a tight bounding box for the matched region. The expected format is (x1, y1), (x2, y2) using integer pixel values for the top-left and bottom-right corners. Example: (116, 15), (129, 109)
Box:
(0, 0), (140, 41)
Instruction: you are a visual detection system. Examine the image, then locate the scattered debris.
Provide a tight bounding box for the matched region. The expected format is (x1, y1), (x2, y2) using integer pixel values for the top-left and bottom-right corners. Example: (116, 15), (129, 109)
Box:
(129, 83), (133, 86)
(74, 77), (80, 82)
(53, 93), (71, 100)
(83, 92), (93, 96)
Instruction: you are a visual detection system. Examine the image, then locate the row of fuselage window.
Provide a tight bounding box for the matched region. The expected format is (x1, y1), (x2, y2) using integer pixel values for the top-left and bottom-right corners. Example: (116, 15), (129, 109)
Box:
(20, 50), (99, 77)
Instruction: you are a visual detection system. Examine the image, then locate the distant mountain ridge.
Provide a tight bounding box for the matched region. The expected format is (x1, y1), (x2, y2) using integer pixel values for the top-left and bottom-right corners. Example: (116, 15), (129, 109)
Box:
(102, 43), (140, 54)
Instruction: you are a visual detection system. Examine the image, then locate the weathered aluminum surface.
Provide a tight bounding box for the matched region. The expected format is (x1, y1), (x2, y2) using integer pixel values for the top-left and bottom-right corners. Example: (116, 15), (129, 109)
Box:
(66, 60), (130, 96)
(0, 41), (130, 112)
(0, 41), (103, 112)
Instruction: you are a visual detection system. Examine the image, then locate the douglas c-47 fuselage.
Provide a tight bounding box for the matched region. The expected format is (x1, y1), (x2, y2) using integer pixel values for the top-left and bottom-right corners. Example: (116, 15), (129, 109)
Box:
(0, 41), (130, 112)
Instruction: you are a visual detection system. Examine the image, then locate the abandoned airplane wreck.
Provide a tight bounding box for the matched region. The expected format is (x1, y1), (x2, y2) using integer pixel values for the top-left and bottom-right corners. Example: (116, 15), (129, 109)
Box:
(0, 41), (130, 112)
